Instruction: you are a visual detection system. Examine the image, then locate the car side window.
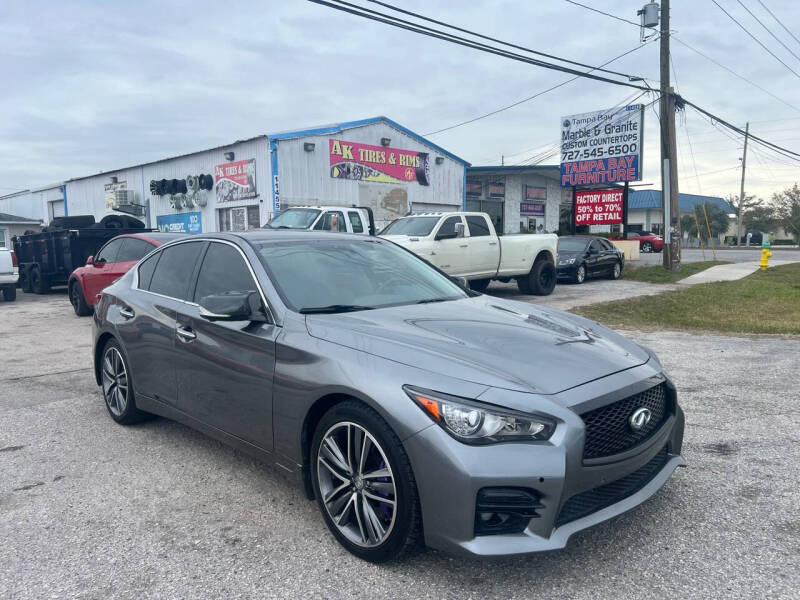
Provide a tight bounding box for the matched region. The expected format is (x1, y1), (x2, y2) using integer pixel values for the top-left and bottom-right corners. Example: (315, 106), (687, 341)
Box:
(466, 215), (490, 237)
(314, 211), (346, 232)
(589, 240), (604, 253)
(600, 239), (614, 251)
(137, 252), (160, 290)
(95, 238), (124, 263)
(116, 238), (156, 263)
(148, 242), (203, 300)
(348, 211), (364, 233)
(437, 216), (461, 238)
(193, 242), (258, 302)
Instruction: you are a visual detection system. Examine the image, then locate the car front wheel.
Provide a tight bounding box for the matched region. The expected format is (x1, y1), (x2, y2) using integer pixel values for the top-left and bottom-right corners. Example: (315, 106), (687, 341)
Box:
(311, 401), (421, 563)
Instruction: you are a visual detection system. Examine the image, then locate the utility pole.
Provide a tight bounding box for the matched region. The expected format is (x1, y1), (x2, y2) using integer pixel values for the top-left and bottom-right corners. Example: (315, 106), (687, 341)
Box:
(659, 0), (681, 270)
(737, 122), (749, 245)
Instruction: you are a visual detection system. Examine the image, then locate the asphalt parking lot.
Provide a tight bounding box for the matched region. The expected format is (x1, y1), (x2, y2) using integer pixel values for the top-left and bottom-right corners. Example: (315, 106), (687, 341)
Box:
(2, 290), (799, 599)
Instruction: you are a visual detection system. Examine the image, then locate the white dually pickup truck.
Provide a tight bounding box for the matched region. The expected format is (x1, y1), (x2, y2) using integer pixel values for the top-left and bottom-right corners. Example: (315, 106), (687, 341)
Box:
(381, 212), (558, 295)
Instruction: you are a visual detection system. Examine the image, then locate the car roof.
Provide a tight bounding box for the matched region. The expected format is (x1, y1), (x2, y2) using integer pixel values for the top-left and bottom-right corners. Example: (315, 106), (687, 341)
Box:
(183, 230), (372, 244)
(114, 232), (189, 245)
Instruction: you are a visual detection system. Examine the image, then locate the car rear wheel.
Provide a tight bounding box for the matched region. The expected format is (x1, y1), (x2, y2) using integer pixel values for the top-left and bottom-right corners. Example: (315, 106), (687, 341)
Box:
(30, 266), (50, 294)
(69, 281), (92, 316)
(609, 261), (622, 280)
(641, 241), (653, 253)
(574, 263), (586, 284)
(311, 400), (421, 563)
(518, 259), (556, 295)
(101, 340), (149, 425)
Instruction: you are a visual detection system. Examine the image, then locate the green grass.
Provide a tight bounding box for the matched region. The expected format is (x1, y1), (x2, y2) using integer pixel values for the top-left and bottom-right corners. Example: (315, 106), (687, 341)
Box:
(574, 263), (800, 335)
(622, 261), (729, 284)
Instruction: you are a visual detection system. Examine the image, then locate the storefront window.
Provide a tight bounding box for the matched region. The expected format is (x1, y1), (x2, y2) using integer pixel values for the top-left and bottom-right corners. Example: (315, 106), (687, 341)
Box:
(488, 181), (505, 198)
(520, 186), (547, 234)
(466, 179), (482, 197)
(218, 205), (261, 231)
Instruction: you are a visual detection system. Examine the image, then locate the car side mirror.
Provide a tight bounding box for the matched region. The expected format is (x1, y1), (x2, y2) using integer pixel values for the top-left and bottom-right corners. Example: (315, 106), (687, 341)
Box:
(454, 222), (465, 238)
(198, 291), (267, 322)
(86, 255), (94, 265)
(450, 275), (468, 288)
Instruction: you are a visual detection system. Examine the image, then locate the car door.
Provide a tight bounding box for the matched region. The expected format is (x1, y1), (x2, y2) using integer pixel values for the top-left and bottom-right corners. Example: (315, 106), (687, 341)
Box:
(464, 214), (498, 277)
(598, 239), (618, 273)
(430, 215), (467, 274)
(173, 240), (277, 450)
(83, 238), (125, 301)
(585, 239), (605, 276)
(313, 211), (348, 233)
(117, 240), (205, 406)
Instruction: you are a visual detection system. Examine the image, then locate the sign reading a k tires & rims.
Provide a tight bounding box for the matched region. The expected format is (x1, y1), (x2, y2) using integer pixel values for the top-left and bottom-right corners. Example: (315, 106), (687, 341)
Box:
(560, 104), (644, 187)
(574, 189), (623, 225)
(329, 139), (430, 186)
(215, 159), (257, 203)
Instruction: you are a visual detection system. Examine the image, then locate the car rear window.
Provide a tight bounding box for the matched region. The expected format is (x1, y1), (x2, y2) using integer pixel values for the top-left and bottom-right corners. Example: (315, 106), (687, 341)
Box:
(137, 252), (160, 290)
(116, 238), (155, 262)
(148, 242), (203, 300)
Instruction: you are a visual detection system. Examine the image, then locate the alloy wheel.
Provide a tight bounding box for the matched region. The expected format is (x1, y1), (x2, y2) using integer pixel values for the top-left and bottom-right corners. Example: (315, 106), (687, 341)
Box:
(317, 422), (397, 548)
(102, 347), (129, 417)
(642, 242), (653, 253)
(613, 262), (621, 278)
(577, 264), (586, 283)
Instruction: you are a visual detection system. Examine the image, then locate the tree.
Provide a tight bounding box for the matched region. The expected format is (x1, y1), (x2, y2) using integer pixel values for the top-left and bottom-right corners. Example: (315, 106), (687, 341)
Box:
(743, 203), (779, 234)
(773, 183), (800, 243)
(726, 193), (763, 244)
(684, 202), (730, 242)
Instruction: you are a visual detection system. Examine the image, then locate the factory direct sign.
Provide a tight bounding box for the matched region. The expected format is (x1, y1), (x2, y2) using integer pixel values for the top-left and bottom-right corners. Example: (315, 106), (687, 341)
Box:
(574, 189), (623, 225)
(329, 139), (430, 186)
(215, 158), (257, 203)
(560, 104), (644, 187)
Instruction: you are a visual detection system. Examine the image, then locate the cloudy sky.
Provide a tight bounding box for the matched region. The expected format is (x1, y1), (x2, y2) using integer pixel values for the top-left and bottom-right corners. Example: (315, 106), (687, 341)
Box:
(2, 0), (799, 201)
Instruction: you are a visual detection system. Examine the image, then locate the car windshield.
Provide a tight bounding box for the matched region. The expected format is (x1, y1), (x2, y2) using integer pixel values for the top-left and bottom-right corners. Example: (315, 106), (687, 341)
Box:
(265, 208), (321, 229)
(255, 238), (468, 312)
(380, 216), (440, 236)
(558, 237), (589, 252)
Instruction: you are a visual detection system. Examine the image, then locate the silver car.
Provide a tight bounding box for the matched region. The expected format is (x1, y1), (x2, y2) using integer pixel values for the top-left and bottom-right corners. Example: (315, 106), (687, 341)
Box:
(92, 230), (685, 562)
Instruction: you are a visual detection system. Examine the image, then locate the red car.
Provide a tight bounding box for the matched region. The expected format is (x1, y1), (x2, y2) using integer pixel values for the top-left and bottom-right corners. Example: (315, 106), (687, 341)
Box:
(68, 232), (185, 316)
(627, 231), (664, 253)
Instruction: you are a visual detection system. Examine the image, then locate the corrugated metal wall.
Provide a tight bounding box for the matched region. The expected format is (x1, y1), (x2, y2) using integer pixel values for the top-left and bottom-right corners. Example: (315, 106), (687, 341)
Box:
(274, 121), (464, 227)
(0, 185), (62, 223)
(65, 137), (270, 232)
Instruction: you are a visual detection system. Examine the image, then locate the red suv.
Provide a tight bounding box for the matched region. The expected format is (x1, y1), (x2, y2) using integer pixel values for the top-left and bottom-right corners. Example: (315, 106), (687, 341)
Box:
(627, 231), (664, 253)
(68, 233), (185, 316)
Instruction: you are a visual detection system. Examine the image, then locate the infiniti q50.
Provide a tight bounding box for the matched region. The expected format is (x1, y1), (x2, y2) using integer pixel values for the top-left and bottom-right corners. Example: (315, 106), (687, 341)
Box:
(92, 231), (684, 562)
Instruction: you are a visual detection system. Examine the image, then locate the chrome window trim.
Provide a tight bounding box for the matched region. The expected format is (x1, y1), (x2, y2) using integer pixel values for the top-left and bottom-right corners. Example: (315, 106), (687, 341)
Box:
(133, 238), (276, 324)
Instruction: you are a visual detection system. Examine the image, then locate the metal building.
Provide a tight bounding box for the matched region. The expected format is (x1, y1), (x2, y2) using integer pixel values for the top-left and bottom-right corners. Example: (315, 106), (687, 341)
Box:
(0, 116), (468, 234)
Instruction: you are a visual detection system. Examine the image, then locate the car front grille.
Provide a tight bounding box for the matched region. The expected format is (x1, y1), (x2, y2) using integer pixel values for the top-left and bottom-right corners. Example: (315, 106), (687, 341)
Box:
(555, 445), (669, 527)
(581, 383), (669, 460)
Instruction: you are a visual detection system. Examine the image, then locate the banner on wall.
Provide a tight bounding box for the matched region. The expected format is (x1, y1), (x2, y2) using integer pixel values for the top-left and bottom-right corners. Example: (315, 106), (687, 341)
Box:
(329, 139), (430, 186)
(574, 189), (623, 225)
(520, 202), (545, 217)
(156, 212), (202, 234)
(215, 158), (257, 203)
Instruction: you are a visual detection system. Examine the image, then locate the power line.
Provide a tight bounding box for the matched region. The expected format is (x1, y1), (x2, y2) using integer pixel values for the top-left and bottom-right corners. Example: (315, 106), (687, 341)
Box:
(308, 0), (651, 90)
(364, 0), (638, 78)
(561, 0), (641, 28)
(672, 36), (800, 113)
(424, 39), (658, 136)
(710, 0), (800, 79)
(734, 0), (800, 63)
(756, 0), (800, 49)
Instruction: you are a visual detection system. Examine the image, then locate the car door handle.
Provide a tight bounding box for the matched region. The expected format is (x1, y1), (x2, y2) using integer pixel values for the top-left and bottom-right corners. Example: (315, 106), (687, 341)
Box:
(176, 326), (196, 342)
(489, 241), (497, 246)
(119, 306), (135, 319)
(459, 244), (468, 248)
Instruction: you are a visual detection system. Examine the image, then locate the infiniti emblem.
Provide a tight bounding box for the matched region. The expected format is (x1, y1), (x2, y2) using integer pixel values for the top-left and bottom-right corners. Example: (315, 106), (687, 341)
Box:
(629, 407), (653, 431)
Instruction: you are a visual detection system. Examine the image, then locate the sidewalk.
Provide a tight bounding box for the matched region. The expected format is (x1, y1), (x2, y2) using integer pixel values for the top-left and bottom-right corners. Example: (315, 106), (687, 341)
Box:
(677, 259), (800, 285)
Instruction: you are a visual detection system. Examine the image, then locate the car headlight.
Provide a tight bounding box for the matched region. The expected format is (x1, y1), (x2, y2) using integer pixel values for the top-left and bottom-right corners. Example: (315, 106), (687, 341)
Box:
(404, 386), (555, 444)
(558, 257), (576, 265)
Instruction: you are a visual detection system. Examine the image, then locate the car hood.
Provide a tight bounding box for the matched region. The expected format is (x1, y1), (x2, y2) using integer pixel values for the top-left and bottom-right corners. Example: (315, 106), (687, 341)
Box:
(304, 296), (648, 395)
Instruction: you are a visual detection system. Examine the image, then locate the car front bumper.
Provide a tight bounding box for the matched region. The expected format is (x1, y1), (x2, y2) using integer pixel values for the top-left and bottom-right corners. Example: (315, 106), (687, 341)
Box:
(402, 363), (685, 557)
(556, 262), (579, 280)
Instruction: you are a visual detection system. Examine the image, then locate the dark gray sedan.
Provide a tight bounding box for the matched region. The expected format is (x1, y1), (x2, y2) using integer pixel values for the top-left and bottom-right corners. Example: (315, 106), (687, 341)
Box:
(92, 230), (684, 562)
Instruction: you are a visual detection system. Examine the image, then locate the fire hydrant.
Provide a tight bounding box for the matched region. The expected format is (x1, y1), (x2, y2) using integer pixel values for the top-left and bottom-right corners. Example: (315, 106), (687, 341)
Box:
(760, 240), (772, 270)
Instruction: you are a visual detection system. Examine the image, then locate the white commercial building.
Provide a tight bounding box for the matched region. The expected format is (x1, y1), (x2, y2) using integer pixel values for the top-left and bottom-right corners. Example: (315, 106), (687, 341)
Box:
(0, 117), (468, 234)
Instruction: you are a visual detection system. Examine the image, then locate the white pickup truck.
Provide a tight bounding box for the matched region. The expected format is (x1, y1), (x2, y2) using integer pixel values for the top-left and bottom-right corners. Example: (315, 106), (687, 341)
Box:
(264, 206), (375, 235)
(381, 212), (558, 295)
(0, 247), (19, 301)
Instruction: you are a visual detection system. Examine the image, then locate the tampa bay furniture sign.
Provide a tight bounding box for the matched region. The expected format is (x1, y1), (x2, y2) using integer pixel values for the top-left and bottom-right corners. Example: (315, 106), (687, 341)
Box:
(329, 139), (430, 185)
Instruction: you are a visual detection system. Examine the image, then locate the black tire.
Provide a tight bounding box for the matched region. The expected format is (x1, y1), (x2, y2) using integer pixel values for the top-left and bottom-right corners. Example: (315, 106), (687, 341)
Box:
(30, 266), (50, 294)
(100, 215), (125, 229)
(469, 278), (491, 293)
(641, 241), (653, 253)
(574, 263), (587, 284)
(516, 275), (531, 294)
(608, 260), (622, 280)
(20, 266), (32, 293)
(69, 280), (92, 316)
(310, 400), (422, 563)
(48, 215), (96, 229)
(521, 259), (557, 296)
(100, 339), (149, 425)
(2, 285), (16, 301)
